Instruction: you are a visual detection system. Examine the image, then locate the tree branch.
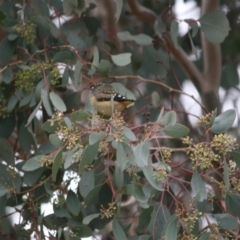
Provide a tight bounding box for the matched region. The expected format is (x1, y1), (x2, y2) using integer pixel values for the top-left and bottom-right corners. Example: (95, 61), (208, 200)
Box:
(201, 0), (221, 111)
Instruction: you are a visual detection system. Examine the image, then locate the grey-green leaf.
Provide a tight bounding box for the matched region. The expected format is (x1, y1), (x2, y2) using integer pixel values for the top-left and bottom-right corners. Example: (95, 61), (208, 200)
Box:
(113, 219), (128, 240)
(49, 92), (67, 112)
(199, 10), (230, 44)
(22, 155), (43, 171)
(210, 109), (236, 134)
(163, 123), (190, 138)
(111, 53), (132, 66)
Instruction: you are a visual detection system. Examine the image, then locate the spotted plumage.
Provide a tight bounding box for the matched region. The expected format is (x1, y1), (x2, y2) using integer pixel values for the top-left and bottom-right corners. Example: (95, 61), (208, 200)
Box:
(90, 83), (135, 116)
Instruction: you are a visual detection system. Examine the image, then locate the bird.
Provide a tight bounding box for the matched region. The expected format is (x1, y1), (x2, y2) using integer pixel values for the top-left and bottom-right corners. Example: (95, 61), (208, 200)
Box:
(90, 83), (135, 116)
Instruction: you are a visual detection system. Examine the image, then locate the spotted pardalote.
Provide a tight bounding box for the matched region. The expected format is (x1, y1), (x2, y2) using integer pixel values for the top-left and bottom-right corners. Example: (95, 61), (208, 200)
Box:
(90, 83), (135, 116)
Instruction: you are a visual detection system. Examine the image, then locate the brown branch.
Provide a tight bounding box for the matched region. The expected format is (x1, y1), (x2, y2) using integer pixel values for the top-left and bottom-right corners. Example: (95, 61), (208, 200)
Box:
(126, 0), (222, 112)
(201, 0), (221, 112)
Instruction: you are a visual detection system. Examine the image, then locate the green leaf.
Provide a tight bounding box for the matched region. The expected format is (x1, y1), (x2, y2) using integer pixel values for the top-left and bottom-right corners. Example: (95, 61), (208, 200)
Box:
(96, 59), (112, 77)
(0, 37), (17, 66)
(170, 20), (179, 47)
(199, 10), (230, 44)
(84, 185), (101, 206)
(53, 50), (76, 63)
(130, 180), (148, 203)
(188, 32), (198, 58)
(7, 94), (19, 112)
(113, 219), (128, 240)
(117, 31), (152, 46)
(49, 134), (62, 147)
(191, 170), (207, 202)
(0, 117), (16, 138)
(78, 141), (99, 174)
(114, 164), (124, 191)
(72, 110), (91, 121)
(111, 53), (132, 66)
(147, 205), (170, 238)
(199, 232), (210, 240)
(117, 142), (135, 171)
(164, 214), (179, 240)
(123, 127), (137, 141)
(22, 155), (43, 171)
(83, 213), (100, 225)
(134, 141), (149, 167)
(159, 111), (176, 126)
(189, 20), (199, 37)
(89, 132), (106, 145)
(62, 0), (74, 15)
(0, 138), (14, 164)
(88, 46), (99, 75)
(32, 16), (51, 30)
(52, 150), (62, 182)
(2, 67), (13, 84)
(230, 151), (240, 168)
(74, 61), (82, 88)
(66, 190), (81, 215)
(221, 63), (239, 89)
(26, 100), (42, 126)
(142, 166), (164, 191)
(19, 123), (35, 155)
(31, 0), (50, 16)
(214, 213), (238, 230)
(225, 193), (240, 218)
(79, 170), (95, 197)
(139, 207), (153, 232)
(151, 91), (160, 108)
(210, 109), (236, 134)
(41, 89), (53, 117)
(163, 123), (189, 138)
(49, 92), (67, 112)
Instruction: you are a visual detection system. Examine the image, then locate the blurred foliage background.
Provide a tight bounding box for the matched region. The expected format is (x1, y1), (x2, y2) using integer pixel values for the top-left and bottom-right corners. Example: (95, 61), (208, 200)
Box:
(0, 0), (240, 239)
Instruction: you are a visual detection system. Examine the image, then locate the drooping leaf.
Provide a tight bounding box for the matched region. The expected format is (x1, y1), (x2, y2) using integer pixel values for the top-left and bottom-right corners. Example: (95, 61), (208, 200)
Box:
(191, 170), (207, 202)
(49, 92), (67, 112)
(0, 138), (14, 164)
(170, 20), (179, 47)
(66, 190), (81, 215)
(79, 170), (95, 198)
(210, 109), (236, 134)
(199, 10), (230, 44)
(151, 91), (161, 108)
(225, 193), (240, 218)
(113, 219), (128, 240)
(164, 214), (179, 240)
(134, 141), (149, 167)
(123, 127), (137, 141)
(88, 46), (99, 75)
(78, 141), (99, 174)
(223, 157), (229, 191)
(142, 166), (164, 191)
(83, 213), (100, 225)
(52, 150), (62, 182)
(26, 100), (42, 126)
(117, 142), (135, 171)
(41, 89), (53, 116)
